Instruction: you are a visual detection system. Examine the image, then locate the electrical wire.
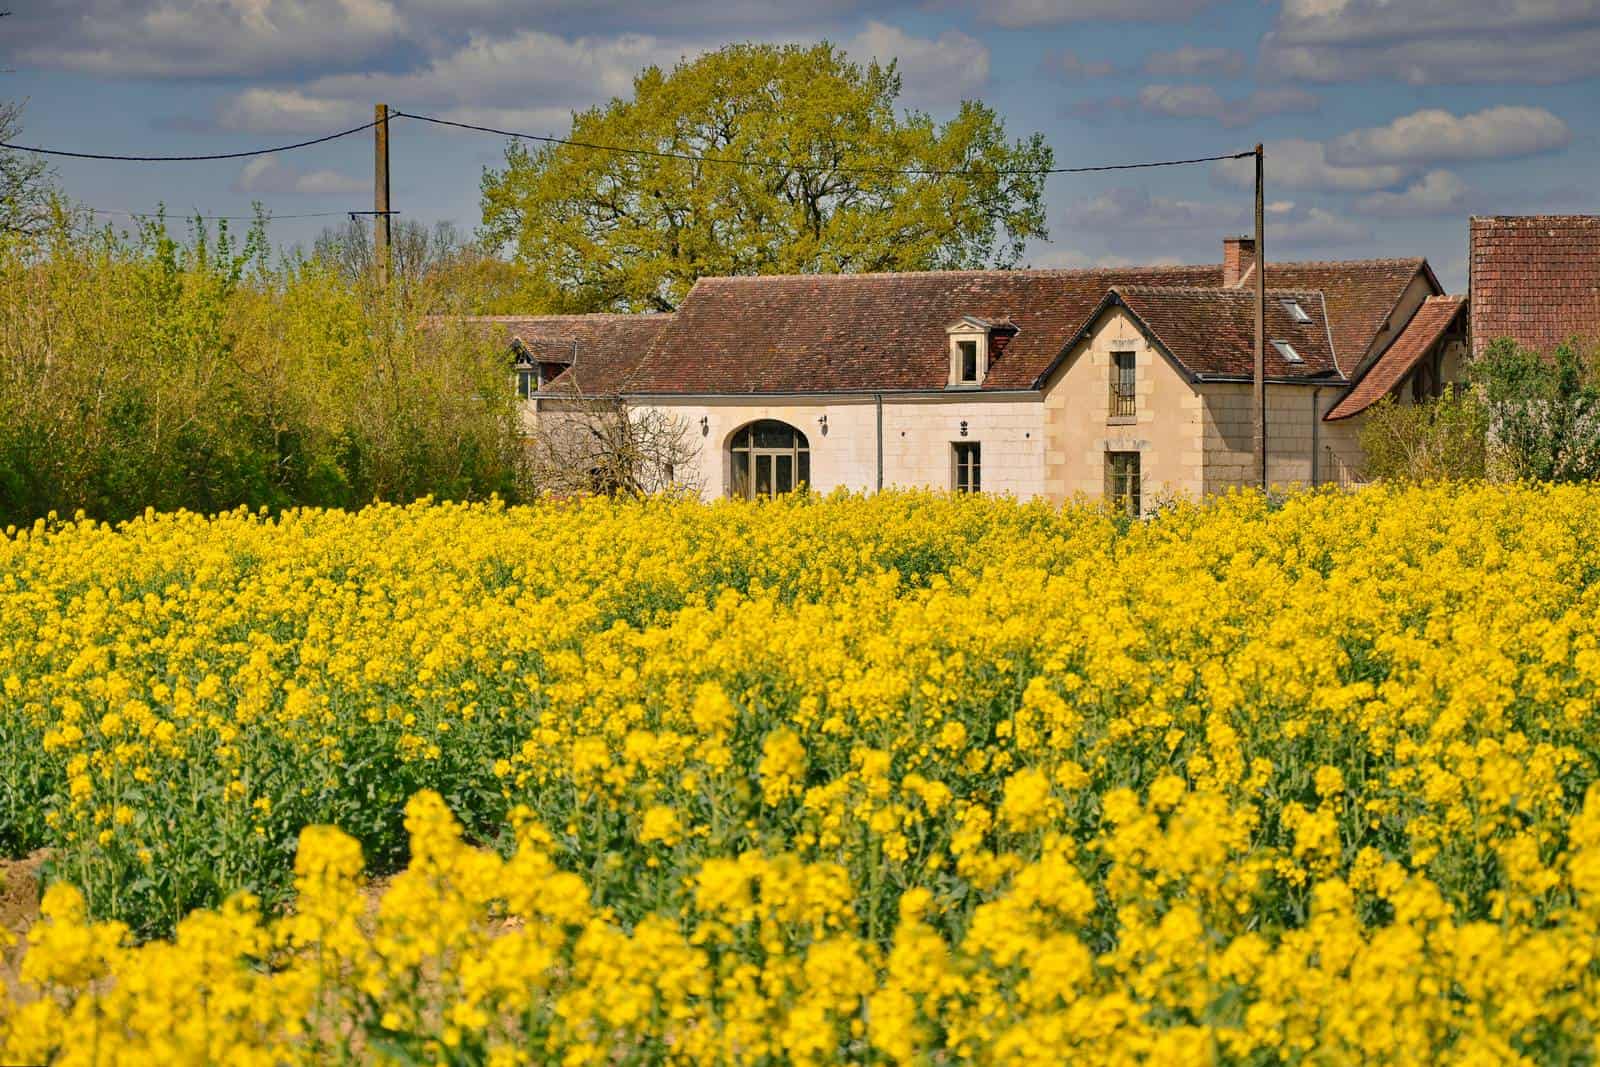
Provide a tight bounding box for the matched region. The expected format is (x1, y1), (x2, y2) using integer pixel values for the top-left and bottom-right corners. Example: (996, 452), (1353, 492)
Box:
(1, 108), (1253, 177)
(89, 208), (360, 221)
(0, 118), (381, 162)
(393, 109), (1253, 177)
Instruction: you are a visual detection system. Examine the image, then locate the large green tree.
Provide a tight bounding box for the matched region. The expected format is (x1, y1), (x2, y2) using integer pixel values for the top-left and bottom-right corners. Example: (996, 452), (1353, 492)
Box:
(479, 42), (1052, 313)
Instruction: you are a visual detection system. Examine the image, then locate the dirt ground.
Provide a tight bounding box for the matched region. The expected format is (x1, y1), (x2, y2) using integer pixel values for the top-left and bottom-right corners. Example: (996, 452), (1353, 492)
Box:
(0, 850), (46, 998)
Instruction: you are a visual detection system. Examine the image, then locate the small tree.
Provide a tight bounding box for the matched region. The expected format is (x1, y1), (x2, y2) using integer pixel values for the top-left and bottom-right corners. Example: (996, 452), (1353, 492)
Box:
(1474, 338), (1600, 482)
(1, 101), (57, 237)
(308, 218), (527, 314)
(1359, 389), (1490, 483)
(528, 400), (702, 498)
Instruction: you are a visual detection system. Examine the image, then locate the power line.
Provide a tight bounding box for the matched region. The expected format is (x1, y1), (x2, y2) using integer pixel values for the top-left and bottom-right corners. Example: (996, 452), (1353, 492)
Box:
(0, 118), (380, 162)
(90, 208), (358, 222)
(392, 109), (1252, 177)
(1, 107), (1252, 177)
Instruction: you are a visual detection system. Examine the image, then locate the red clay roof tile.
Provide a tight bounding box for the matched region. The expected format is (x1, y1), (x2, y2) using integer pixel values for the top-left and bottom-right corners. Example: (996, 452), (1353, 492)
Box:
(1110, 286), (1341, 380)
(457, 314), (672, 395)
(1326, 295), (1466, 421)
(1259, 258), (1430, 376)
(622, 260), (1419, 395)
(1470, 216), (1600, 359)
(622, 267), (1222, 394)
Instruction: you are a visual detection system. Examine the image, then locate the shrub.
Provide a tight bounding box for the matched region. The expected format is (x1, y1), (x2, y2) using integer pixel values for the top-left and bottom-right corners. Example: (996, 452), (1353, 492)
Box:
(0, 211), (529, 528)
(1358, 388), (1489, 483)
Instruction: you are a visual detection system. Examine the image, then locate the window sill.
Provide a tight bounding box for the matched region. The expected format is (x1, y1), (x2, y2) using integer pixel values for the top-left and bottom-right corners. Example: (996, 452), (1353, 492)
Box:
(1107, 414), (1137, 426)
(947, 382), (982, 391)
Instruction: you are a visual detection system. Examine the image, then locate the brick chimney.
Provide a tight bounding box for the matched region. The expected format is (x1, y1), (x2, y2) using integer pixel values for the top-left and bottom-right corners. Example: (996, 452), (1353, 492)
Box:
(1223, 236), (1256, 288)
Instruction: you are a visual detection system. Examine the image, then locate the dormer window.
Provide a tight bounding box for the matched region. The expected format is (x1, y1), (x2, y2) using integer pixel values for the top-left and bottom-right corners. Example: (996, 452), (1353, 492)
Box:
(516, 367), (537, 398)
(958, 341), (978, 383)
(1272, 340), (1304, 364)
(947, 316), (992, 388)
(1280, 298), (1312, 324)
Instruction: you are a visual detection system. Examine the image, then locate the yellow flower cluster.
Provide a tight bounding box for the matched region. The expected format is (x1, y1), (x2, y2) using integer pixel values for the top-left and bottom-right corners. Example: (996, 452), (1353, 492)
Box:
(5, 485), (1600, 1062)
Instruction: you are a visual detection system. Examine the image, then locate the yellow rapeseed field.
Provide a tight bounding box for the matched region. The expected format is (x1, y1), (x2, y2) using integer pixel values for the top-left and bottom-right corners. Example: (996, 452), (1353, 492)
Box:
(4, 486), (1600, 1064)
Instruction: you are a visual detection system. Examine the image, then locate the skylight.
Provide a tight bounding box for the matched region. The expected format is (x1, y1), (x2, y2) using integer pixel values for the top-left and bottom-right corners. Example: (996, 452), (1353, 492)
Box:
(1280, 298), (1312, 324)
(1272, 340), (1304, 364)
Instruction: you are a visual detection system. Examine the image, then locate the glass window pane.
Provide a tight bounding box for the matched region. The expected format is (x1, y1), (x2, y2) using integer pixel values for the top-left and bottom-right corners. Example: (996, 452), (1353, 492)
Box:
(754, 421), (795, 448)
(755, 454), (772, 497)
(797, 451), (810, 488)
(775, 454), (793, 494)
(731, 452), (749, 498)
(959, 341), (978, 382)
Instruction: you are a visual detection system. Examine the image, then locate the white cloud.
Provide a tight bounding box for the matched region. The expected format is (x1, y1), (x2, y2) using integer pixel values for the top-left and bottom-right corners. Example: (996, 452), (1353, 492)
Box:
(1353, 170), (1470, 216)
(981, 0), (1216, 27)
(219, 29), (690, 132)
(1214, 138), (1410, 192)
(1060, 186), (1367, 254)
(232, 157), (367, 195)
(847, 21), (990, 105)
(1272, 207), (1369, 246)
(1137, 85), (1230, 120)
(1262, 0), (1600, 84)
(1039, 49), (1116, 80)
(216, 21), (988, 136)
(1065, 186), (1247, 231)
(1142, 45), (1245, 77)
(18, 0), (404, 78)
(1137, 85), (1319, 127)
(1025, 246), (1150, 268)
(8, 0), (857, 79)
(220, 89), (368, 133)
(1327, 106), (1570, 166)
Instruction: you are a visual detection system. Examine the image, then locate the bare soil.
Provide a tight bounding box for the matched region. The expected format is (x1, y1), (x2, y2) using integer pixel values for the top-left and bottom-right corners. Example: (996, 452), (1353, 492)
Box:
(1, 850), (47, 999)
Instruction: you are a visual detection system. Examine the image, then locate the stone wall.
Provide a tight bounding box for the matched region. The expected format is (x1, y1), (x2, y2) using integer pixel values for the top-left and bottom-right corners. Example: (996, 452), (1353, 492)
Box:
(1041, 307), (1205, 507)
(1199, 383), (1365, 492)
(629, 393), (1047, 500)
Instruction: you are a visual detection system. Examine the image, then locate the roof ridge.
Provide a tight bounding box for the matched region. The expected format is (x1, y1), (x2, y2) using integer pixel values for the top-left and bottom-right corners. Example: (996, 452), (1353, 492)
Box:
(1113, 284), (1329, 296)
(686, 257), (1426, 285)
(1266, 256), (1426, 270)
(691, 264), (1221, 284)
(1470, 214), (1600, 223)
(460, 313), (670, 322)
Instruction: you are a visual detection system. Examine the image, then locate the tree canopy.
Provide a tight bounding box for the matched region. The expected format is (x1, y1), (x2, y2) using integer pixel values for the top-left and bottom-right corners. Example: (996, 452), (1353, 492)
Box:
(479, 42), (1052, 313)
(1, 101), (57, 237)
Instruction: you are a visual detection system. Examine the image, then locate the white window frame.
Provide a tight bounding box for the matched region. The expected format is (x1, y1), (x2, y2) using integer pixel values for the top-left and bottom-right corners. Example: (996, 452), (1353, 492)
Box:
(952, 441), (981, 493)
(946, 320), (990, 388)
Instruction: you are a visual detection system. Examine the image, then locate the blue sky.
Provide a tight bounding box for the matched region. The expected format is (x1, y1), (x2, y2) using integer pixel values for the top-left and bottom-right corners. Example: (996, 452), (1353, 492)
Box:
(7, 0), (1599, 292)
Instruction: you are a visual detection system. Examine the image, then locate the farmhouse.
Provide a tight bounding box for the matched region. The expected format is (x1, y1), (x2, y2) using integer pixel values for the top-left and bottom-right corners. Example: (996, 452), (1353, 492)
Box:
(470, 236), (1467, 511)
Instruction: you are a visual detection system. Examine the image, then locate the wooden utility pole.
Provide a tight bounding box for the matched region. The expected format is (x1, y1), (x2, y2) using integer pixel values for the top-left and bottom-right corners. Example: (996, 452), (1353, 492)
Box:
(1253, 142), (1267, 491)
(374, 103), (392, 285)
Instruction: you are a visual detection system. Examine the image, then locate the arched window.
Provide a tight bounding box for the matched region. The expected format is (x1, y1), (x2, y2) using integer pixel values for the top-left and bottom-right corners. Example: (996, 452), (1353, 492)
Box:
(729, 420), (810, 499)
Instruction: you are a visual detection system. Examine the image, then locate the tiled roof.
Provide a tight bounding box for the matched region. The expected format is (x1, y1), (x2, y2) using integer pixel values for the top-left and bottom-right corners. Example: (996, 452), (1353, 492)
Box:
(1112, 286), (1341, 380)
(622, 267), (1221, 394)
(621, 260), (1430, 395)
(1470, 216), (1600, 359)
(1325, 296), (1466, 421)
(1259, 258), (1430, 375)
(458, 314), (671, 395)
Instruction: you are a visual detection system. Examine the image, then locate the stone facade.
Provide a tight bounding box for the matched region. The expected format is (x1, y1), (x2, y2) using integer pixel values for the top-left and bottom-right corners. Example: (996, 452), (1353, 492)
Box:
(1041, 307), (1205, 504)
(1198, 384), (1364, 492)
(627, 393), (1047, 499)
